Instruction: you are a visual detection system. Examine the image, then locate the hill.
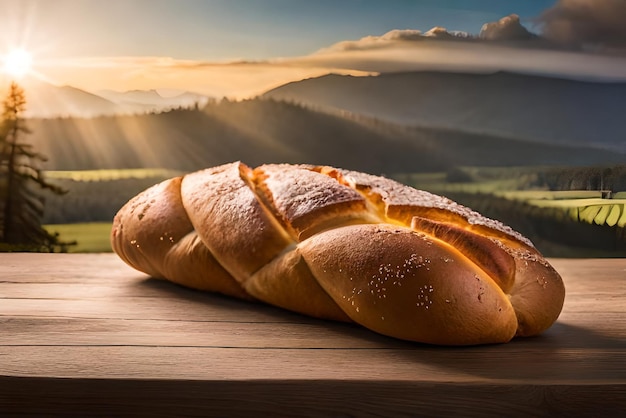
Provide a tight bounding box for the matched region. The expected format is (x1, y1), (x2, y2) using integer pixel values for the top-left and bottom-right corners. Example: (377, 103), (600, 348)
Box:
(26, 98), (625, 174)
(23, 81), (120, 118)
(97, 89), (210, 113)
(263, 71), (626, 153)
(4, 77), (211, 117)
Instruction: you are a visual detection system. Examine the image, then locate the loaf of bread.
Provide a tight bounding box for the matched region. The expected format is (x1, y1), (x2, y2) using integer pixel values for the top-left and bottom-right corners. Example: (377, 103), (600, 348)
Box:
(111, 162), (565, 345)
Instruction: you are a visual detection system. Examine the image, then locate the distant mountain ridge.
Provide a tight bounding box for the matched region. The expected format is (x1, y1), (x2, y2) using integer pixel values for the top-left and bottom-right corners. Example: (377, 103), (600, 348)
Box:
(263, 71), (626, 153)
(6, 78), (212, 118)
(97, 89), (210, 113)
(24, 82), (120, 118)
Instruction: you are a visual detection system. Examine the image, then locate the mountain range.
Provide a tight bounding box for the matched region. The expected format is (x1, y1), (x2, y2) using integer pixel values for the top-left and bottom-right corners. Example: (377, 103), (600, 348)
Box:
(8, 78), (211, 118)
(97, 89), (210, 114)
(263, 71), (626, 153)
(26, 98), (625, 174)
(8, 70), (626, 172)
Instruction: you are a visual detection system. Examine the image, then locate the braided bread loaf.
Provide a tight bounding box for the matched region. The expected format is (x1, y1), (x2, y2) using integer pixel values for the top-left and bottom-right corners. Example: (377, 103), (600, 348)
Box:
(111, 162), (565, 345)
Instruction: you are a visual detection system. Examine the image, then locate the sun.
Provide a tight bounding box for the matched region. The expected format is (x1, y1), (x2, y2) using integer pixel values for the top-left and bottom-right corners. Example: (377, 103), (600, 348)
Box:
(2, 48), (33, 79)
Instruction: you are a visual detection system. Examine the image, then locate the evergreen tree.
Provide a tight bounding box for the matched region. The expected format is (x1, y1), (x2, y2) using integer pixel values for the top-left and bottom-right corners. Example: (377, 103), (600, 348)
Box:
(0, 82), (74, 251)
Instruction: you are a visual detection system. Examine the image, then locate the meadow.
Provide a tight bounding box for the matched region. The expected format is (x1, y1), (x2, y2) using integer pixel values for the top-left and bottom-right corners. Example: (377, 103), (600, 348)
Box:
(43, 222), (113, 253)
(42, 169), (180, 252)
(41, 165), (626, 257)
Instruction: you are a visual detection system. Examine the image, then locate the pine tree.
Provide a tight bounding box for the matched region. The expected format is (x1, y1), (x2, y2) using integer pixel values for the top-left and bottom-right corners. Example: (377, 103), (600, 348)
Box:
(0, 82), (74, 251)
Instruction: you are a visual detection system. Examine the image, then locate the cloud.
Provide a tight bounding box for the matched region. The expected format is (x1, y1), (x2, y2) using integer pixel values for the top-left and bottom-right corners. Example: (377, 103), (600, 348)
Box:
(424, 27), (472, 40)
(319, 29), (422, 52)
(300, 39), (626, 82)
(479, 14), (536, 41)
(318, 28), (472, 52)
(317, 16), (549, 55)
(379, 29), (425, 42)
(537, 0), (626, 50)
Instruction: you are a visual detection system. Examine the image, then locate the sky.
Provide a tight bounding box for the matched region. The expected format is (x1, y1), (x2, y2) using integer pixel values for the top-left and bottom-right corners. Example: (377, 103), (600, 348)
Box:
(0, 0), (625, 98)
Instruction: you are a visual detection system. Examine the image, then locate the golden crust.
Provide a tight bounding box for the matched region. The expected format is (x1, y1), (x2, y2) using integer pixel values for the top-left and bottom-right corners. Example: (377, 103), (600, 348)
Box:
(111, 161), (565, 345)
(253, 164), (373, 239)
(180, 162), (294, 282)
(162, 232), (252, 300)
(505, 246), (566, 337)
(246, 247), (351, 322)
(110, 176), (249, 299)
(299, 224), (518, 345)
(111, 176), (193, 278)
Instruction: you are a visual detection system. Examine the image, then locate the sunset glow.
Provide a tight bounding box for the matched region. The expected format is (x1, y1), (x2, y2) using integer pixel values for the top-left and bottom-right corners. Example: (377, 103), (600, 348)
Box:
(2, 48), (33, 79)
(0, 0), (624, 110)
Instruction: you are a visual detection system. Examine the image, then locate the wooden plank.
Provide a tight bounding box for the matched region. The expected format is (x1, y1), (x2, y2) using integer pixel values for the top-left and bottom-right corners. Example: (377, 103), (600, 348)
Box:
(0, 296), (312, 322)
(1, 315), (624, 349)
(2, 344), (625, 383)
(1, 377), (623, 418)
(0, 253), (137, 282)
(0, 317), (405, 349)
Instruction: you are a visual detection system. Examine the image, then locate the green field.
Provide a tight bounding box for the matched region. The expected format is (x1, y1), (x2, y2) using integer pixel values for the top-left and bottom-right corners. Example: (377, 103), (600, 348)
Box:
(44, 222), (113, 253)
(46, 168), (183, 182)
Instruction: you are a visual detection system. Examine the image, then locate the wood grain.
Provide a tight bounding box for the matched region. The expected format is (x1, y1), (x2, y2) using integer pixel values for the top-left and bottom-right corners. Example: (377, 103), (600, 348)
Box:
(1, 253), (625, 417)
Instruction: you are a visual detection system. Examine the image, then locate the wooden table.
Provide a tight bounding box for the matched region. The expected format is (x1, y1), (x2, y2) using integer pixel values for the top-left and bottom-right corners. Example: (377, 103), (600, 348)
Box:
(1, 254), (624, 417)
